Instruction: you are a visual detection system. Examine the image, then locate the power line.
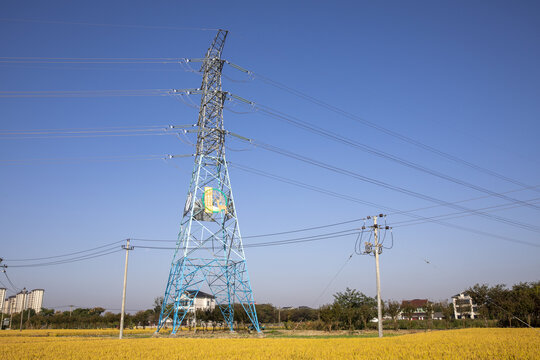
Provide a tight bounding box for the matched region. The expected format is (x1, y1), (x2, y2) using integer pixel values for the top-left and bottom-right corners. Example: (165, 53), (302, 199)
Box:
(3, 231), (365, 269)
(2, 269), (21, 292)
(0, 124), (168, 132)
(3, 240), (124, 262)
(0, 134), (183, 140)
(6, 248), (123, 268)
(0, 18), (220, 31)
(132, 229), (363, 248)
(0, 128), (170, 135)
(231, 162), (539, 220)
(228, 162), (540, 247)
(0, 57), (181, 60)
(0, 124), (197, 141)
(0, 154), (193, 165)
(388, 185), (540, 217)
(227, 94), (540, 212)
(392, 198), (540, 228)
(234, 136), (540, 234)
(0, 278), (11, 291)
(0, 60), (181, 64)
(0, 89), (175, 98)
(0, 155), (170, 164)
(311, 253), (354, 307)
(225, 61), (537, 193)
(242, 219), (365, 239)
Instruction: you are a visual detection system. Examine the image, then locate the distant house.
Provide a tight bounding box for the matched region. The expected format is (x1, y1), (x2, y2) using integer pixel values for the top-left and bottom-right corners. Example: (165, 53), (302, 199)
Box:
(432, 312), (444, 320)
(179, 290), (216, 313)
(399, 299), (429, 320)
(161, 290), (217, 328)
(452, 293), (478, 319)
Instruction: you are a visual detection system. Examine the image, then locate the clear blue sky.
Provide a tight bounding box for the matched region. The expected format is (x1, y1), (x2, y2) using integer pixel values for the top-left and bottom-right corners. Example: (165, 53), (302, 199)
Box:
(0, 0), (539, 312)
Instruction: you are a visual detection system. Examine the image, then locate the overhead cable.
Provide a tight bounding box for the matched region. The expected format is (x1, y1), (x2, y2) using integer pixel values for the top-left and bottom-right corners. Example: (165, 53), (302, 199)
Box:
(0, 88), (197, 98)
(230, 162), (539, 247)
(0, 154), (192, 164)
(311, 253), (354, 307)
(233, 136), (540, 233)
(3, 240), (124, 262)
(6, 248), (123, 268)
(0, 18), (220, 31)
(224, 60), (538, 193)
(230, 162), (539, 219)
(226, 94), (540, 212)
(2, 270), (22, 291)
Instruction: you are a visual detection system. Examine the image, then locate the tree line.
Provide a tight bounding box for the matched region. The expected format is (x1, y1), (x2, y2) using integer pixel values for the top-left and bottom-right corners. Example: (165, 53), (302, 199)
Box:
(2, 280), (537, 330)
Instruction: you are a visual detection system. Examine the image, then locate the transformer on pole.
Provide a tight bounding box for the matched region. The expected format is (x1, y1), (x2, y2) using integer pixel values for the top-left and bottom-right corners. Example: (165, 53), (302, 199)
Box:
(361, 214), (393, 338)
(156, 30), (261, 334)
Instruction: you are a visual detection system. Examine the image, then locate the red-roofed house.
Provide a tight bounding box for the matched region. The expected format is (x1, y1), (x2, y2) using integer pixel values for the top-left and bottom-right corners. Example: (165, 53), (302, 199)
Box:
(399, 299), (429, 320)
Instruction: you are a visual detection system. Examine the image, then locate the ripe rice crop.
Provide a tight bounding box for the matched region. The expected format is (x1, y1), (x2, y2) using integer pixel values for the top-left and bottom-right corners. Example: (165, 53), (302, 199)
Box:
(1, 328), (538, 359)
(0, 328), (158, 337)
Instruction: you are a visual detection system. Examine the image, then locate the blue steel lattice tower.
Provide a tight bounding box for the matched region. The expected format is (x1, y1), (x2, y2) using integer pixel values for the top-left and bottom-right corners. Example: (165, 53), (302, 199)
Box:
(157, 30), (261, 334)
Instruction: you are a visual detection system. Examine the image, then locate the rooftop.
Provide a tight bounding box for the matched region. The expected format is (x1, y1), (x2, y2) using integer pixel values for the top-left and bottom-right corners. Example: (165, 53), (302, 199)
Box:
(401, 299), (429, 308)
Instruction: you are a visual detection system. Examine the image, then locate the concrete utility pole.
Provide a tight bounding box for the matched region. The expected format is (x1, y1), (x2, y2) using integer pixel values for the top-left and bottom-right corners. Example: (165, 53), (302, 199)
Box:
(363, 215), (391, 338)
(373, 216), (383, 338)
(19, 288), (26, 332)
(119, 238), (133, 340)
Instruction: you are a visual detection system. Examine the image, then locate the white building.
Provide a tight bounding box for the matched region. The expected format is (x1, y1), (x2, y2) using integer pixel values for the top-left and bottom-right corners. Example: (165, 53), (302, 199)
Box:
(5, 296), (16, 315)
(1, 289), (44, 315)
(14, 291), (27, 313)
(0, 288), (5, 313)
(180, 290), (216, 313)
(26, 289), (44, 313)
(452, 293), (478, 319)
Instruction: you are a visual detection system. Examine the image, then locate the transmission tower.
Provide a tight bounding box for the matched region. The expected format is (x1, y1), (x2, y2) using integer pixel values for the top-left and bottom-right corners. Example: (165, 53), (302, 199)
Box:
(156, 30), (261, 334)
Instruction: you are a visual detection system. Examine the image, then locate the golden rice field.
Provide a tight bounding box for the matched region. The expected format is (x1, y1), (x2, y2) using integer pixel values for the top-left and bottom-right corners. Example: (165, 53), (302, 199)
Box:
(1, 328), (538, 359)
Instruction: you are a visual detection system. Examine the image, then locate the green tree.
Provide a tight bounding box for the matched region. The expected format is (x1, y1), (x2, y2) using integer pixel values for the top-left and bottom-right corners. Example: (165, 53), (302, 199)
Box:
(401, 302), (415, 321)
(425, 301), (434, 329)
(385, 300), (401, 330)
(512, 282), (535, 327)
(254, 304), (276, 324)
(333, 288), (376, 330)
(440, 302), (454, 329)
(319, 304), (339, 331)
(466, 284), (490, 326)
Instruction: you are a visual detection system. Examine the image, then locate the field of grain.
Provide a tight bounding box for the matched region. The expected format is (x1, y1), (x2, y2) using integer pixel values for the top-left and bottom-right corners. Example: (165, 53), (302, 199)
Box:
(1, 328), (538, 359)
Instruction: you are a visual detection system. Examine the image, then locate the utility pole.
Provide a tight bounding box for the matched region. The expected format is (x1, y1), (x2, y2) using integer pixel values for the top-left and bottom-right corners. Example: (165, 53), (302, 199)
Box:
(363, 214), (392, 338)
(0, 260), (4, 329)
(119, 238), (133, 339)
(19, 287), (26, 332)
(373, 216), (383, 338)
